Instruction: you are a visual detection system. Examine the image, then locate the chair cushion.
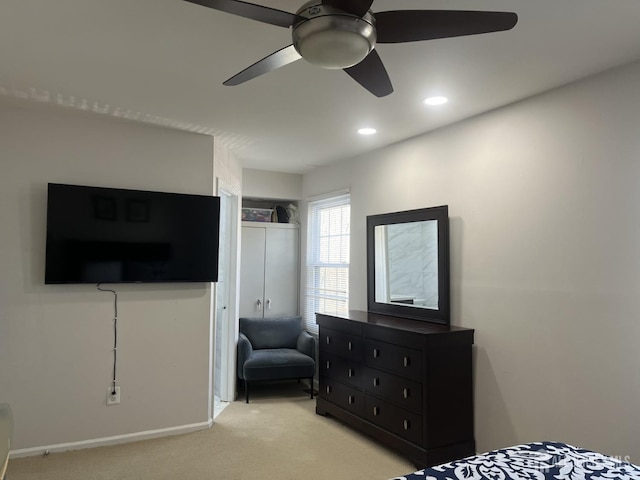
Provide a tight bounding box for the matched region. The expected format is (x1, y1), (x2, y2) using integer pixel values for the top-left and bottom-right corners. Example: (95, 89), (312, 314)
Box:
(242, 348), (315, 381)
(239, 316), (303, 350)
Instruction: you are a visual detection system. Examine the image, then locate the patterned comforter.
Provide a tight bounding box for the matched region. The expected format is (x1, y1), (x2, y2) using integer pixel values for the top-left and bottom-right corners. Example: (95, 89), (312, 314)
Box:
(391, 442), (640, 480)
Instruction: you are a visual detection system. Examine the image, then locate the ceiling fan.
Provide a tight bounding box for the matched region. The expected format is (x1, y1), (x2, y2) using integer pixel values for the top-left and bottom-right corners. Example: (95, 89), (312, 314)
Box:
(183, 0), (518, 97)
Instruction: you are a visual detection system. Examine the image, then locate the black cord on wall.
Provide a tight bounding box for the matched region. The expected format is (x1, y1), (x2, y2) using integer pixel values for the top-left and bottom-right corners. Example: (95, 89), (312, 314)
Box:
(97, 283), (118, 395)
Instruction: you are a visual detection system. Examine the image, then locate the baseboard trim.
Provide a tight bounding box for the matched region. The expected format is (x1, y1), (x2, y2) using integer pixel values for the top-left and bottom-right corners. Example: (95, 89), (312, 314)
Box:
(10, 420), (213, 459)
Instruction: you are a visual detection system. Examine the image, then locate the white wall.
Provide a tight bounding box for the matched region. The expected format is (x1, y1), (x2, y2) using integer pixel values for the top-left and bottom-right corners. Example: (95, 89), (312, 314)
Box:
(242, 168), (302, 200)
(302, 61), (640, 461)
(214, 138), (242, 194)
(0, 100), (216, 452)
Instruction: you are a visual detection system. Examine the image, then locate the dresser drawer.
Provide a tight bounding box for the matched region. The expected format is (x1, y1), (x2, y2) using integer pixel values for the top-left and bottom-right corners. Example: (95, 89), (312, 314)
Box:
(364, 339), (422, 381)
(319, 327), (362, 361)
(365, 395), (422, 445)
(319, 376), (364, 416)
(320, 352), (362, 389)
(363, 367), (422, 413)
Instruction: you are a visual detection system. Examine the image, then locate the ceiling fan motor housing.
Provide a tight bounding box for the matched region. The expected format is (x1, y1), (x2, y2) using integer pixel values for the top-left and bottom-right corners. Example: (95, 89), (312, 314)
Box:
(292, 2), (376, 69)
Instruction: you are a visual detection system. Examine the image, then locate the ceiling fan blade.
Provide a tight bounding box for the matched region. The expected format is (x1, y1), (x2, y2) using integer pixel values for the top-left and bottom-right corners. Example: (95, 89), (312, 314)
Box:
(322, 0), (374, 17)
(224, 44), (302, 86)
(344, 49), (393, 97)
(376, 10), (518, 43)
(183, 0), (303, 28)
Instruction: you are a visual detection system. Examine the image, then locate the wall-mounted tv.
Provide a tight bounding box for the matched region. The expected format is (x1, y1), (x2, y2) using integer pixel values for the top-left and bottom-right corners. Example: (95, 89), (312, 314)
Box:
(45, 183), (220, 284)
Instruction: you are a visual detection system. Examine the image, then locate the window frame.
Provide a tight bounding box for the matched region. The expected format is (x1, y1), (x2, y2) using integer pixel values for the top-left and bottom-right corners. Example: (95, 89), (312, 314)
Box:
(303, 193), (350, 334)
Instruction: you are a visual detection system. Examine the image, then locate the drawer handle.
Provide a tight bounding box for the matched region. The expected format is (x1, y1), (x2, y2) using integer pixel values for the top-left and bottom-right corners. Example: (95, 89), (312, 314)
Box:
(403, 419), (411, 431)
(403, 356), (410, 367)
(348, 341), (352, 351)
(326, 360), (331, 369)
(326, 385), (332, 394)
(373, 406), (379, 416)
(348, 368), (354, 378)
(403, 388), (410, 399)
(348, 395), (354, 405)
(373, 348), (379, 358)
(373, 377), (380, 387)
(326, 336), (331, 345)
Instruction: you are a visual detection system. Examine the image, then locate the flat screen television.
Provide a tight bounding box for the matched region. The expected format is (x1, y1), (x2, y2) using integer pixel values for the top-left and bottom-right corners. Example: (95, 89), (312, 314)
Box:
(45, 183), (220, 284)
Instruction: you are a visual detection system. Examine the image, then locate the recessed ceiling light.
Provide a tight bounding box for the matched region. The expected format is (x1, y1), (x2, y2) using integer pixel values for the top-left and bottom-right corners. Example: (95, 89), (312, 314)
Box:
(358, 127), (377, 135)
(424, 96), (449, 106)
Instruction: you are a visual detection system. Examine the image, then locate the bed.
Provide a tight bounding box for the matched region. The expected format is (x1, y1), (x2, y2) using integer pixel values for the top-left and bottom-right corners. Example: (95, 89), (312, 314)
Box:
(391, 441), (640, 480)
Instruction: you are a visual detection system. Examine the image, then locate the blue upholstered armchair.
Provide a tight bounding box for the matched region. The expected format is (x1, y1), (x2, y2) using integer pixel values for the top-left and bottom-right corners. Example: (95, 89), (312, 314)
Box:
(237, 316), (316, 403)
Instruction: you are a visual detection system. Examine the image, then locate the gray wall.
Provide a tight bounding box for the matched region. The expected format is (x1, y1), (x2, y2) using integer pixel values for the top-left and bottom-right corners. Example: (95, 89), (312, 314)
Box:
(302, 61), (640, 461)
(0, 100), (216, 452)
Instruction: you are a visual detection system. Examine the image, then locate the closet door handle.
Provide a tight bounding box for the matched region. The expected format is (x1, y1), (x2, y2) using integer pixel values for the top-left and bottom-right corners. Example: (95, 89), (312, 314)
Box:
(266, 299), (271, 310)
(256, 299), (262, 311)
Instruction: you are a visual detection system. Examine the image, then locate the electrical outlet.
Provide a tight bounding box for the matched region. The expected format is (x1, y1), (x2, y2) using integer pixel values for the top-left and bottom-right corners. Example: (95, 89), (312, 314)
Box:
(106, 386), (121, 406)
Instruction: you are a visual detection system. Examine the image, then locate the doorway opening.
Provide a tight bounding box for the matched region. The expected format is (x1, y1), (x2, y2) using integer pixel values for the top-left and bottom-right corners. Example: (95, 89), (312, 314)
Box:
(213, 181), (239, 418)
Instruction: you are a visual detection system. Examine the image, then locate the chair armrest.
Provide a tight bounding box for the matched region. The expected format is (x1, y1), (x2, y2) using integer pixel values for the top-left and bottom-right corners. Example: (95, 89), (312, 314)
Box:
(237, 332), (253, 379)
(296, 331), (316, 361)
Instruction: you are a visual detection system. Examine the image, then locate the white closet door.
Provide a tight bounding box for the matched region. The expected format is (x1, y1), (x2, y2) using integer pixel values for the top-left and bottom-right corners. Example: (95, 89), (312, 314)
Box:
(239, 226), (266, 318)
(264, 227), (299, 318)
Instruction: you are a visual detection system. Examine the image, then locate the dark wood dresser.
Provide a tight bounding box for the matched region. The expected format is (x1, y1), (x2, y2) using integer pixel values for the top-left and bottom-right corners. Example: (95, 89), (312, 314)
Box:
(316, 310), (475, 467)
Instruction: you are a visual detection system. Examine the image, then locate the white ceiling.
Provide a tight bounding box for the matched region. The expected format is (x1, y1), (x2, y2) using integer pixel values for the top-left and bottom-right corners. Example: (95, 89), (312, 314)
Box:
(2, 0), (640, 173)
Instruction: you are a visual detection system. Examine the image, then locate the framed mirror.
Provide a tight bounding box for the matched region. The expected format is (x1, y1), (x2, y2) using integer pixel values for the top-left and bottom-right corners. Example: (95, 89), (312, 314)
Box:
(367, 205), (449, 324)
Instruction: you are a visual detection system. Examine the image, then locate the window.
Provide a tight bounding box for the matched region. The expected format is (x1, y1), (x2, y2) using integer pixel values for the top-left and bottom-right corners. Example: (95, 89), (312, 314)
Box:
(304, 193), (350, 334)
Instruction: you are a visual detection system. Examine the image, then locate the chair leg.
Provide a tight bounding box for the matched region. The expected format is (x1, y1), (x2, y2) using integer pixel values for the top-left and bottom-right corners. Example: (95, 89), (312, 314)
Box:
(309, 378), (314, 399)
(245, 381), (249, 403)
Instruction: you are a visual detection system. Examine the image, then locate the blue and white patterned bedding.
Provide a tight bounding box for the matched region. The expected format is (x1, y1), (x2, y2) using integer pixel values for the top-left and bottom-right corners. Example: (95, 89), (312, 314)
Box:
(392, 442), (640, 480)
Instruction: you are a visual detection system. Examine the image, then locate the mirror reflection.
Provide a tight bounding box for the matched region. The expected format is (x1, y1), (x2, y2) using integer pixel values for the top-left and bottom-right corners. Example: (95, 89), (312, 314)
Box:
(367, 205), (449, 324)
(374, 221), (439, 309)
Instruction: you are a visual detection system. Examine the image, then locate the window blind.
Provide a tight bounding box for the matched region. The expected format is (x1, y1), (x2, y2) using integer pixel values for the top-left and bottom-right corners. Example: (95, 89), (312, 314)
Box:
(303, 193), (350, 334)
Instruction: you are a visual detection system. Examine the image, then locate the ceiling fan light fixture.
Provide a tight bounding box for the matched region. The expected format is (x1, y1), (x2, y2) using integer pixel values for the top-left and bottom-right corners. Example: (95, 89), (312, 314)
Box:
(292, 7), (376, 69)
(297, 29), (373, 69)
(358, 127), (377, 135)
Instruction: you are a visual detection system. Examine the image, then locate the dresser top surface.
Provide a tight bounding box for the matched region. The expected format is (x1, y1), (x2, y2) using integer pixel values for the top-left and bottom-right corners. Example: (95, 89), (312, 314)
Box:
(317, 310), (473, 335)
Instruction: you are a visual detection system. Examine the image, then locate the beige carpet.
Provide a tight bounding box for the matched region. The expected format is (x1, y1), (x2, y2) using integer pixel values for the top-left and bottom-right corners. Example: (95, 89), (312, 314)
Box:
(8, 383), (415, 479)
